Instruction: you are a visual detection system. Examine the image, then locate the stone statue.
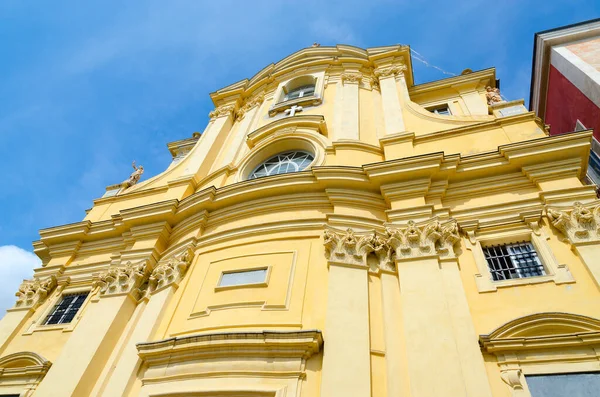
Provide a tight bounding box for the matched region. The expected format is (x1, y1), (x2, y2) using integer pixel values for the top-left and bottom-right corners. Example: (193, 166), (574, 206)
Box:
(123, 161), (144, 188)
(485, 86), (503, 105)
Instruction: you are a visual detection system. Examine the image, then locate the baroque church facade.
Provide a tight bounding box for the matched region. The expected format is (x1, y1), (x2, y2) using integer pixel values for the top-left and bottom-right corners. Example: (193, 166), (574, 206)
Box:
(1, 44), (600, 396)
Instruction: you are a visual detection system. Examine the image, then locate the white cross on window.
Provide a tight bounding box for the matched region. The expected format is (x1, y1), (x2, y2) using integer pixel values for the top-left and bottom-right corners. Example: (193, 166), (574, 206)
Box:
(284, 105), (303, 117)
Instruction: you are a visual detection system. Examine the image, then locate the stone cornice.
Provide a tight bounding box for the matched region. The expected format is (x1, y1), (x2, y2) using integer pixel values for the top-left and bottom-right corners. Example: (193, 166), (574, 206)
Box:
(246, 115), (327, 148)
(409, 68), (496, 96)
(137, 330), (323, 366)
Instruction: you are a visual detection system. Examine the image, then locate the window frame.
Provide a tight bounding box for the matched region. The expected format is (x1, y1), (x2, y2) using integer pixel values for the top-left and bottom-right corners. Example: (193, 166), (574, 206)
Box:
(42, 292), (89, 326)
(248, 150), (315, 180)
(426, 104), (452, 116)
(467, 226), (574, 292)
(25, 287), (92, 334)
(215, 266), (271, 292)
(482, 241), (546, 281)
(269, 72), (325, 117)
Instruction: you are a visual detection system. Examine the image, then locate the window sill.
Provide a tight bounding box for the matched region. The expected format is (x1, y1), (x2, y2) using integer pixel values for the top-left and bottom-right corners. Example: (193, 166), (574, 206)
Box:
(214, 281), (268, 292)
(268, 95), (322, 117)
(475, 268), (575, 293)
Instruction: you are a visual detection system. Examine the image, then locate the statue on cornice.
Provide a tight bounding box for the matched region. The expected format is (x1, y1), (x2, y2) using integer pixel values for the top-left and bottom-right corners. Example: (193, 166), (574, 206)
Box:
(485, 86), (503, 105)
(123, 161), (144, 188)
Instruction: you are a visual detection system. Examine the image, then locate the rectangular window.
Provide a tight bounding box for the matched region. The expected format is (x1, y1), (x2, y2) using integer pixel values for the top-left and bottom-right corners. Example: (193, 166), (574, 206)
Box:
(427, 105), (451, 116)
(482, 242), (545, 281)
(526, 373), (600, 397)
(219, 268), (267, 287)
(43, 292), (89, 325)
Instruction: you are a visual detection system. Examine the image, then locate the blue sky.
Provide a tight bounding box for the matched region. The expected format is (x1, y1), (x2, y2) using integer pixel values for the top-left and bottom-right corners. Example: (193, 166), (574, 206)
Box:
(0, 0), (598, 311)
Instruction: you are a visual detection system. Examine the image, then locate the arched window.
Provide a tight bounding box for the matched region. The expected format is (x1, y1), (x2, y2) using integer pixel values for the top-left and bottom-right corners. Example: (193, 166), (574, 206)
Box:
(278, 76), (317, 104)
(248, 151), (314, 179)
(283, 84), (315, 101)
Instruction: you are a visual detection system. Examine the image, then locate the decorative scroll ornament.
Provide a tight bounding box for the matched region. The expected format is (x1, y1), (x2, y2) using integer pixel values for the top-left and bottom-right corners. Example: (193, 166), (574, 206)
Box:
(500, 369), (524, 391)
(15, 276), (57, 309)
(341, 72), (362, 84)
(546, 202), (600, 244)
(385, 218), (460, 259)
(374, 63), (407, 79)
(148, 248), (194, 293)
(208, 104), (235, 120)
(236, 93), (265, 120)
(93, 261), (149, 297)
(324, 228), (394, 270)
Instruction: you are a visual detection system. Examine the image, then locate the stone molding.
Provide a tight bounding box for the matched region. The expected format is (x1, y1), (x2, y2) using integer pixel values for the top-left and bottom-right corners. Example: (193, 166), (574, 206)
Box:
(340, 72), (362, 84)
(236, 93), (265, 120)
(323, 218), (460, 270)
(148, 247), (194, 293)
(546, 201), (600, 244)
(208, 104), (235, 120)
(374, 63), (407, 79)
(14, 276), (57, 310)
(386, 219), (460, 260)
(92, 261), (149, 299)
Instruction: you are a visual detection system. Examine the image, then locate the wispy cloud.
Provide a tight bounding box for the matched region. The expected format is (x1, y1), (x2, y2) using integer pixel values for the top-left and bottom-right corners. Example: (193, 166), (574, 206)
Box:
(0, 246), (41, 314)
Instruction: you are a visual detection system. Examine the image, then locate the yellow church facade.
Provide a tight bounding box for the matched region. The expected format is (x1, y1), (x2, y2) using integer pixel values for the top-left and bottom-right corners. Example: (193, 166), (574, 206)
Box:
(1, 44), (600, 397)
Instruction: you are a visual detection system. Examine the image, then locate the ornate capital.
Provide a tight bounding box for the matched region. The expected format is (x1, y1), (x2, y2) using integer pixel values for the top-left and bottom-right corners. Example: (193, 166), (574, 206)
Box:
(93, 261), (149, 299)
(546, 201), (600, 244)
(15, 276), (57, 309)
(236, 93), (265, 120)
(386, 219), (460, 260)
(208, 104), (235, 120)
(341, 72), (362, 84)
(148, 247), (194, 293)
(374, 63), (407, 79)
(324, 228), (394, 270)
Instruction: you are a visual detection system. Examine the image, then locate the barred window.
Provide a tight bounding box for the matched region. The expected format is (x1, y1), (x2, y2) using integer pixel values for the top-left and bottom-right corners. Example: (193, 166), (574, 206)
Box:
(43, 292), (89, 325)
(483, 242), (545, 281)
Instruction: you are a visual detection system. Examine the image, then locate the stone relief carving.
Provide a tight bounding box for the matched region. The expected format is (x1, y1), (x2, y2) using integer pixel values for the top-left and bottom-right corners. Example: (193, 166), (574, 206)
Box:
(485, 86), (503, 105)
(323, 219), (460, 270)
(122, 161), (144, 188)
(208, 104), (235, 120)
(148, 248), (194, 292)
(236, 93), (265, 120)
(341, 72), (362, 84)
(374, 63), (407, 79)
(93, 261), (149, 297)
(386, 219), (460, 259)
(15, 276), (57, 309)
(546, 202), (600, 243)
(500, 369), (524, 391)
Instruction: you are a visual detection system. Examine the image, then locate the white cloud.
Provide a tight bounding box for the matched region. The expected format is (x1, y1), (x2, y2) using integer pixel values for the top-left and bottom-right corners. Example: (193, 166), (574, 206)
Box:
(0, 246), (41, 315)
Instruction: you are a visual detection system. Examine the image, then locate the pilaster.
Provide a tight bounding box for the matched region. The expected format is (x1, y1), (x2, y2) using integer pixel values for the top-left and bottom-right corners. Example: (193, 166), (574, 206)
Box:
(387, 218), (493, 397)
(96, 247), (194, 397)
(374, 58), (407, 135)
(333, 67), (361, 140)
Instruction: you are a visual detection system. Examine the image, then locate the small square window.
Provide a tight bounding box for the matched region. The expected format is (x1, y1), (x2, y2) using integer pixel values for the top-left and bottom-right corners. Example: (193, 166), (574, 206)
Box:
(219, 268), (267, 287)
(482, 242), (545, 281)
(43, 292), (89, 325)
(427, 105), (452, 116)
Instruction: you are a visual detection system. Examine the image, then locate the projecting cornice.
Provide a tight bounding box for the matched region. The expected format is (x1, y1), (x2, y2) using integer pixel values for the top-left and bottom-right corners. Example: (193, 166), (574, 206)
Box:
(246, 115), (328, 148)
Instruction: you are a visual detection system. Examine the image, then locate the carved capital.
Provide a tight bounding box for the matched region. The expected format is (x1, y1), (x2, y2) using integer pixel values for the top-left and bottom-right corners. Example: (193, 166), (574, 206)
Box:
(236, 93), (265, 120)
(209, 105), (235, 120)
(386, 218), (460, 260)
(324, 228), (394, 270)
(546, 201), (600, 244)
(93, 261), (149, 299)
(148, 247), (194, 293)
(374, 64), (407, 79)
(15, 276), (57, 309)
(341, 72), (362, 84)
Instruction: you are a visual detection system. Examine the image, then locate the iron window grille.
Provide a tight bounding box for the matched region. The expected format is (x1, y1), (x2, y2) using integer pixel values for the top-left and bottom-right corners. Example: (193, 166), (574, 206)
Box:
(43, 292), (89, 325)
(249, 151), (314, 180)
(483, 242), (545, 281)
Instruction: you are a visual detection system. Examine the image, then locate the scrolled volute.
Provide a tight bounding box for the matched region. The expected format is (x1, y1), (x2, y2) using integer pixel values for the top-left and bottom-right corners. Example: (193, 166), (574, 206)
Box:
(208, 104), (235, 120)
(324, 228), (394, 270)
(546, 201), (600, 244)
(148, 247), (194, 293)
(15, 275), (57, 309)
(93, 261), (149, 297)
(386, 218), (460, 259)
